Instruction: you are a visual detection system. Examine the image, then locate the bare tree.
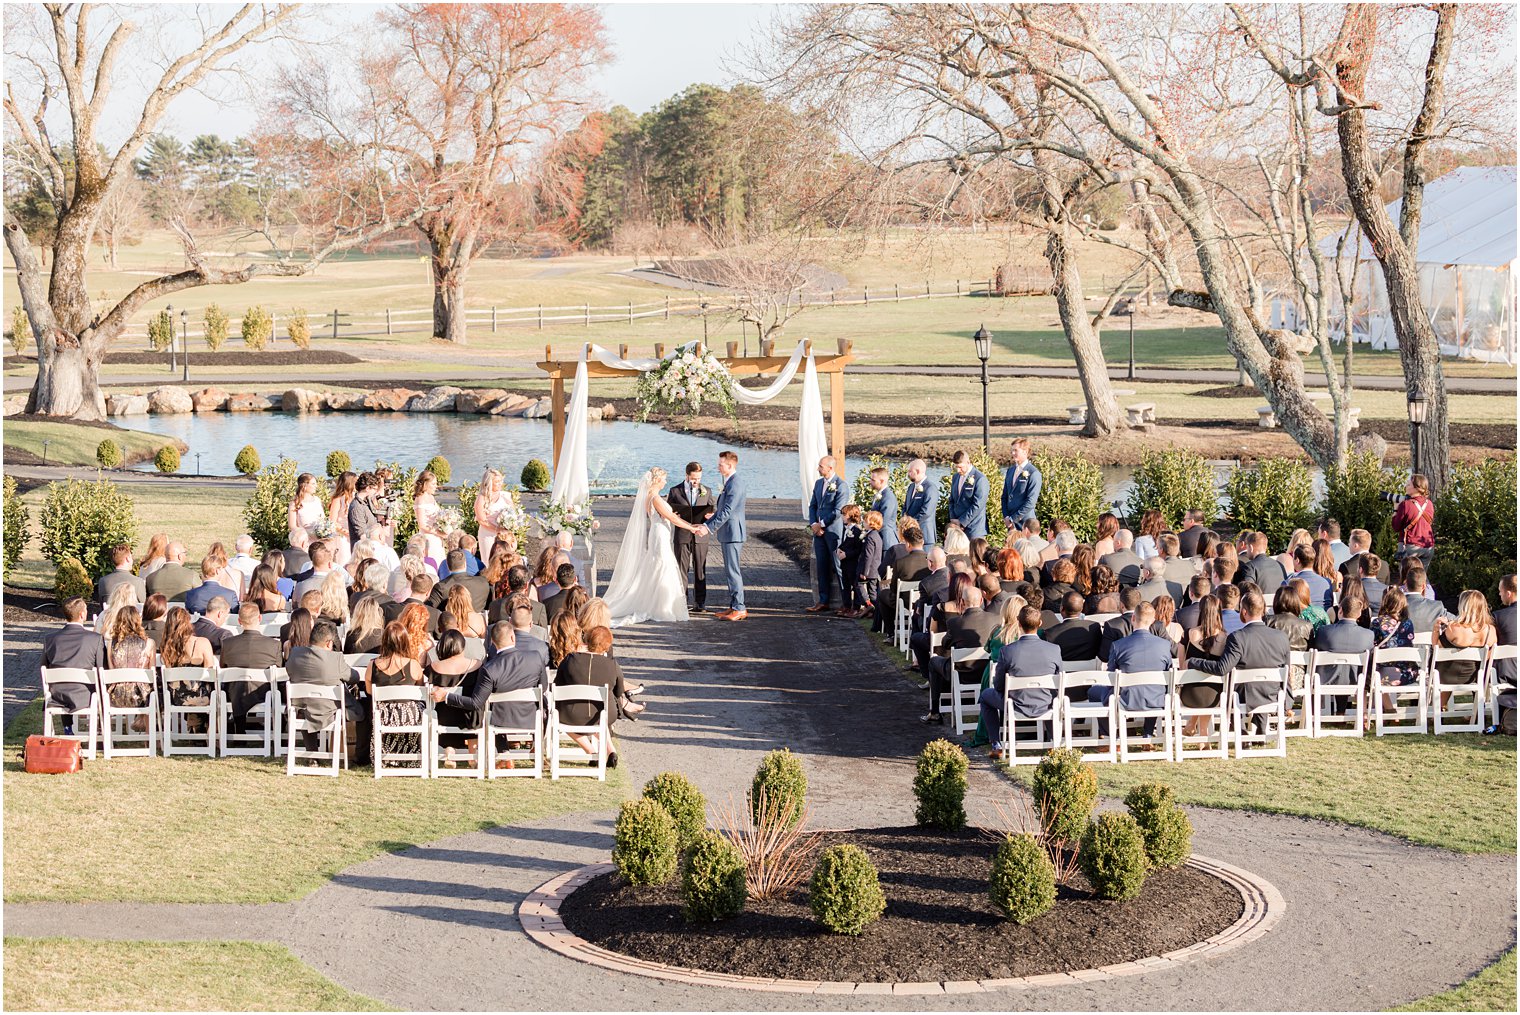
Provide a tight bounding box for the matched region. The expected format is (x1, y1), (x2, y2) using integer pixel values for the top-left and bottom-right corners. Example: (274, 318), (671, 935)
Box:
(93, 177), (144, 269)
(3, 4), (429, 419)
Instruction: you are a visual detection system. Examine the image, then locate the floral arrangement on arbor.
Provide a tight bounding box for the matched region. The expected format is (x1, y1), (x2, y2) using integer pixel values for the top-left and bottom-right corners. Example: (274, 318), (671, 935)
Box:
(537, 499), (598, 538)
(636, 348), (737, 421)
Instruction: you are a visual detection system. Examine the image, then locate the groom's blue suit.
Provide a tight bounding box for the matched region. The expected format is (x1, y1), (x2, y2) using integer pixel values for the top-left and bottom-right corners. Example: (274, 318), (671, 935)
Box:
(706, 470), (748, 612)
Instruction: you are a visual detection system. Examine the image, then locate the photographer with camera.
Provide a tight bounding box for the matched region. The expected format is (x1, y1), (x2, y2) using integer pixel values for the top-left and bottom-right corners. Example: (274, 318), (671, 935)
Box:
(1384, 474), (1435, 569)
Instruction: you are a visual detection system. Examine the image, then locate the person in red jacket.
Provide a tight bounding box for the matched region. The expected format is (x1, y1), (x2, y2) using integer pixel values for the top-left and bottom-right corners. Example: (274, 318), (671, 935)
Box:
(1391, 474), (1436, 569)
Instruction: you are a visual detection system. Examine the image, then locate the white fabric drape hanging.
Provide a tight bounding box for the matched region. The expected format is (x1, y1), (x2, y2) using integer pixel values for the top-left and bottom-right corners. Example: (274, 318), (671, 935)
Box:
(549, 338), (831, 514)
(797, 353), (829, 519)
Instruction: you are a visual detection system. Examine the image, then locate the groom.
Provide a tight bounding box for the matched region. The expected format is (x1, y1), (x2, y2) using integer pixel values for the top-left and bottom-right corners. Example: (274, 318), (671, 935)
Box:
(696, 450), (748, 621)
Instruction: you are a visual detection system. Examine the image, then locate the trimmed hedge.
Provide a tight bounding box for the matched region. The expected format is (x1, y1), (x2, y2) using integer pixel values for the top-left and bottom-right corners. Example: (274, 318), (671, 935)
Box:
(1032, 450), (1107, 542)
(913, 739), (968, 829)
(1079, 813), (1149, 901)
(95, 439), (124, 469)
(751, 748), (808, 829)
(642, 771), (707, 852)
(612, 798), (679, 886)
(1226, 457), (1315, 548)
(1124, 783), (1193, 870)
(153, 445), (180, 474)
(3, 475), (28, 581)
(680, 831), (746, 922)
(809, 843), (886, 935)
(54, 556), (93, 602)
(234, 445), (261, 476)
(1030, 748), (1098, 844)
(521, 459), (551, 492)
(1126, 448), (1218, 529)
(989, 833), (1057, 924)
(38, 478), (136, 578)
(325, 450), (352, 478)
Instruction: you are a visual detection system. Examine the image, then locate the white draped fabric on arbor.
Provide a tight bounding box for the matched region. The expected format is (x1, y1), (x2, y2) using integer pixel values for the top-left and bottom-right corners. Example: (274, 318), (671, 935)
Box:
(549, 340), (828, 521)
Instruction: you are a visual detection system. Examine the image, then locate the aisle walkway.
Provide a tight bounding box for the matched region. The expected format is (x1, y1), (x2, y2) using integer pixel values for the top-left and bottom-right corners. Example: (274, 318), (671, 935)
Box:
(4, 508), (1514, 1010)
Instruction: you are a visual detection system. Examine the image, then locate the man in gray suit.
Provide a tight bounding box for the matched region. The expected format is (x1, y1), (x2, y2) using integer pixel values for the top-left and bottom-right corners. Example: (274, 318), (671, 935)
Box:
(981, 606), (1064, 760)
(1100, 530), (1145, 587)
(286, 622), (351, 756)
(1160, 533), (1196, 592)
(1134, 558), (1175, 604)
(1093, 602), (1173, 735)
(1190, 590), (1290, 733)
(1402, 567), (1448, 633)
(41, 597), (107, 729)
(1311, 590), (1375, 715)
(145, 541), (196, 603)
(95, 544), (145, 604)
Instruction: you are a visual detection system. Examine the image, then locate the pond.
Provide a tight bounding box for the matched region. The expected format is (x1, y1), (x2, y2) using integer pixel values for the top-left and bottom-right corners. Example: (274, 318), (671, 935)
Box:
(127, 411), (1285, 508)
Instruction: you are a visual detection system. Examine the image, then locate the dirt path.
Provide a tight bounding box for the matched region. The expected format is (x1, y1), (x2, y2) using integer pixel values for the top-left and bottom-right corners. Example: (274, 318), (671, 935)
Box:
(4, 500), (1514, 1010)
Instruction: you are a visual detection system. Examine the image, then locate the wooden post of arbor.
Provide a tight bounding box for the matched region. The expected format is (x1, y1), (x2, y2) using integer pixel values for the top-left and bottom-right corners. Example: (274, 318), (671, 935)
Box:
(537, 338), (856, 485)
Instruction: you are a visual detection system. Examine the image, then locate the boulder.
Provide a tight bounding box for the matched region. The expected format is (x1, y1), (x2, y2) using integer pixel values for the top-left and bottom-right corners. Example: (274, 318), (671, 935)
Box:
(1350, 431), (1389, 464)
(281, 387), (326, 413)
(522, 396), (553, 419)
(326, 390), (367, 412)
(405, 385), (463, 412)
(601, 403), (617, 420)
(228, 392), (274, 412)
(363, 387), (417, 411)
(4, 395), (28, 417)
(191, 387), (231, 413)
(457, 388), (508, 414)
(107, 393), (150, 416)
(146, 386), (193, 414)
(487, 393), (535, 416)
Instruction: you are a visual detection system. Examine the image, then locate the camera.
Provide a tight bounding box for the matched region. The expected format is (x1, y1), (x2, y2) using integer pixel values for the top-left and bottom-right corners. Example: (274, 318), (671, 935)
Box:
(1377, 492), (1407, 505)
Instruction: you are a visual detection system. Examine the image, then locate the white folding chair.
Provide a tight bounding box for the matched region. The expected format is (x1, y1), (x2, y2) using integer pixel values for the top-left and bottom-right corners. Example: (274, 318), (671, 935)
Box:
(216, 667), (278, 757)
(1172, 668), (1229, 760)
(1284, 649), (1314, 737)
(894, 581), (921, 655)
(285, 682), (347, 776)
(40, 667), (98, 759)
(1002, 674), (1062, 765)
(948, 647), (988, 736)
(549, 684), (609, 780)
(97, 668), (159, 758)
(1430, 645), (1488, 734)
(343, 653), (378, 677)
(427, 698), (485, 779)
(1371, 646), (1428, 735)
(1228, 667), (1288, 758)
(1486, 645), (1516, 729)
(1059, 668), (1115, 763)
(1307, 650), (1369, 738)
(371, 685), (430, 777)
(485, 687), (544, 778)
(160, 666), (218, 757)
(1088, 613), (1121, 624)
(1114, 671), (1173, 762)
(462, 637), (488, 662)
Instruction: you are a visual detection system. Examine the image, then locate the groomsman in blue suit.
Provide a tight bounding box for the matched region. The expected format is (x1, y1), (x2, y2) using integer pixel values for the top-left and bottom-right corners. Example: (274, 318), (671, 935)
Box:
(867, 466), (900, 553)
(1000, 437), (1043, 532)
(806, 455), (849, 613)
(948, 450), (988, 539)
(902, 458), (937, 548)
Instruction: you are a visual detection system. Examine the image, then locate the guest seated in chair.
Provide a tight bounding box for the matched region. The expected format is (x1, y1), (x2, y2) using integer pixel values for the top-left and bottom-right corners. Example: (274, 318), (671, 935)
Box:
(980, 606), (1063, 761)
(552, 625), (642, 768)
(1091, 602), (1173, 737)
(42, 597), (105, 734)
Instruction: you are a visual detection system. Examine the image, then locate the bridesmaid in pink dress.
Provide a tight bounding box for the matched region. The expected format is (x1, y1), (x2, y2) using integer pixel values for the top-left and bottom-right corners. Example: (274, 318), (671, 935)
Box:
(287, 473), (324, 545)
(326, 471), (357, 565)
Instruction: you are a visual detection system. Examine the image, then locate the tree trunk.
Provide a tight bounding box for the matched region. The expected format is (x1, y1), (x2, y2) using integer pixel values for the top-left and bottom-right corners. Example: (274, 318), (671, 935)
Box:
(1044, 226), (1124, 437)
(28, 332), (108, 419)
(1333, 6), (1451, 491)
(427, 232), (469, 345)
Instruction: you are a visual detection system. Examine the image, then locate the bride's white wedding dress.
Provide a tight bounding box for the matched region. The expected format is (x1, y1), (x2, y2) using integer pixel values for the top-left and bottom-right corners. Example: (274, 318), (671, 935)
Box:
(603, 471), (691, 627)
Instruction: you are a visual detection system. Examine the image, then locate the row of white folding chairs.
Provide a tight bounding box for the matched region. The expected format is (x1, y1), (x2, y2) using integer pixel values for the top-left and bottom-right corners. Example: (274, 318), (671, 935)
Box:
(989, 666), (1294, 764)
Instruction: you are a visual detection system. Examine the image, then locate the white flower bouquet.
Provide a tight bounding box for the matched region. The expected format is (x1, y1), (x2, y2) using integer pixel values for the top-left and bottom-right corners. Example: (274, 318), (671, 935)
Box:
(312, 519), (336, 541)
(435, 506), (463, 536)
(494, 492), (531, 545)
(636, 347), (737, 421)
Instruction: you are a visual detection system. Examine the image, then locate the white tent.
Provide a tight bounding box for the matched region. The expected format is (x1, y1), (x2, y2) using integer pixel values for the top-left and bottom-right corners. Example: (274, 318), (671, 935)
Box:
(1320, 165), (1516, 364)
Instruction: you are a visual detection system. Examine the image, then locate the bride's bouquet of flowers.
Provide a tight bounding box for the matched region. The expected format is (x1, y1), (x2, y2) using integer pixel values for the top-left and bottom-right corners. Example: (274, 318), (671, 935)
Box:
(636, 347), (737, 421)
(494, 491), (531, 545)
(536, 499), (598, 538)
(435, 506), (463, 536)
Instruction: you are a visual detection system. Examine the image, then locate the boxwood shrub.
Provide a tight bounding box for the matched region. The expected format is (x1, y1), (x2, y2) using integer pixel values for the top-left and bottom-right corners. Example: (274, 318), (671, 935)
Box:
(612, 798), (678, 886)
(680, 831), (746, 922)
(989, 832), (1057, 924)
(809, 843), (886, 935)
(642, 771), (707, 852)
(1079, 813), (1149, 901)
(1030, 748), (1098, 844)
(913, 738), (968, 829)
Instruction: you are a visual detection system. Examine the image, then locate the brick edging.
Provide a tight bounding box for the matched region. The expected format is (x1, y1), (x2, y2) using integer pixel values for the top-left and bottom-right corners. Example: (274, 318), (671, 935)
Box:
(518, 853), (1285, 995)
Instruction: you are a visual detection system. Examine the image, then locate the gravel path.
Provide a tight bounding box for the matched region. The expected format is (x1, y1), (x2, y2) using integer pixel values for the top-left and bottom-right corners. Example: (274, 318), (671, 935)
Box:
(4, 499), (1514, 1010)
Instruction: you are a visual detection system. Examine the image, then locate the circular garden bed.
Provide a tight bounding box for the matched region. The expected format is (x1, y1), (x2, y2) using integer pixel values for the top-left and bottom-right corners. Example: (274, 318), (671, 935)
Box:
(556, 825), (1246, 984)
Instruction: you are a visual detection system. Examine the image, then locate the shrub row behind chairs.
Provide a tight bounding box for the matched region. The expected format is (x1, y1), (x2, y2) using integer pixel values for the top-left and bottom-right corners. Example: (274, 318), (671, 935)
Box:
(39, 660), (612, 781)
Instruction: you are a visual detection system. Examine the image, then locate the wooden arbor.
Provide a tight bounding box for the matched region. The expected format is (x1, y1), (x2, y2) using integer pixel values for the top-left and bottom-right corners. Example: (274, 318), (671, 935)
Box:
(537, 339), (856, 471)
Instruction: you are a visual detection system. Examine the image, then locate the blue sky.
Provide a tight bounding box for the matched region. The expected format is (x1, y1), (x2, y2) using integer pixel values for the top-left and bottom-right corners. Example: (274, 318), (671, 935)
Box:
(158, 2), (776, 139)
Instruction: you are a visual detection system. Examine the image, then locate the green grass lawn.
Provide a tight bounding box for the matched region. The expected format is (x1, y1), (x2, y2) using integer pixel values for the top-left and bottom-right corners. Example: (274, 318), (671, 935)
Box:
(1, 698), (625, 903)
(2, 938), (391, 1012)
(7, 482), (253, 592)
(1006, 733), (1516, 854)
(3, 420), (178, 467)
(1393, 949), (1518, 1012)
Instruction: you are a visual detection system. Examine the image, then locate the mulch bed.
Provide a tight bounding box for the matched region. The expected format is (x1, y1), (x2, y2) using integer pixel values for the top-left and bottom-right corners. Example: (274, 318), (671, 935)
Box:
(3, 586), (56, 623)
(558, 826), (1243, 983)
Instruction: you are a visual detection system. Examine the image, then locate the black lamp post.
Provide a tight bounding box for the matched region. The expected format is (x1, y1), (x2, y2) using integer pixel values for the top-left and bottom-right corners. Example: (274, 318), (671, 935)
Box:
(973, 323), (992, 450)
(166, 304), (175, 371)
(180, 308), (189, 382)
(1113, 298), (1137, 380)
(1407, 392), (1428, 477)
(700, 301), (709, 343)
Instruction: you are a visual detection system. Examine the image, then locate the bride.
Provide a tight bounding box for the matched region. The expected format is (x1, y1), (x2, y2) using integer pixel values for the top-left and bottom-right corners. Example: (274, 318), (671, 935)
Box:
(603, 467), (697, 627)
